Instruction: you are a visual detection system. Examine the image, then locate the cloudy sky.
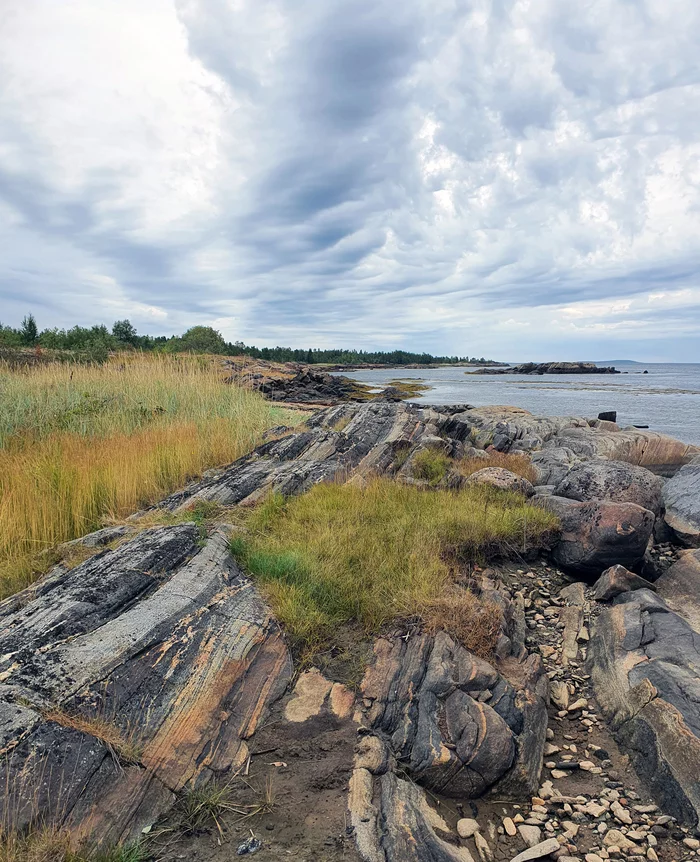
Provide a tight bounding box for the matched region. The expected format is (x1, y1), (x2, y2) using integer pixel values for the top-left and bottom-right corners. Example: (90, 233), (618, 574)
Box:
(2, 0), (700, 361)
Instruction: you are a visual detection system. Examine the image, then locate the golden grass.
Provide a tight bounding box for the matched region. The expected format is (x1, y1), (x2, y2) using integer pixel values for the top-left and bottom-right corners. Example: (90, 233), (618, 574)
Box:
(0, 354), (299, 598)
(230, 479), (558, 657)
(0, 827), (146, 862)
(40, 707), (142, 766)
(459, 451), (538, 484)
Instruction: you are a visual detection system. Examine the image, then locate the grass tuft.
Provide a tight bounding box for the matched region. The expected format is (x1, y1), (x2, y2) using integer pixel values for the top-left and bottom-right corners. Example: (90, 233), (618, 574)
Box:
(40, 707), (143, 766)
(231, 479), (557, 658)
(0, 354), (299, 598)
(410, 447), (453, 484)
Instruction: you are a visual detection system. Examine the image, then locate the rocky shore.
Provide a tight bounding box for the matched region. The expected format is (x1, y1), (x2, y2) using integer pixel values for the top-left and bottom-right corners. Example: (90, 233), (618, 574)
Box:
(2, 400), (700, 861)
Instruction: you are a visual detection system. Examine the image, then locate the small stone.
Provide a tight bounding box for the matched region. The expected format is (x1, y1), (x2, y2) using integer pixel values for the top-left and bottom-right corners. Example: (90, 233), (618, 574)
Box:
(458, 819), (481, 839)
(578, 761), (595, 771)
(546, 729), (555, 740)
(545, 744), (561, 756)
(586, 855), (604, 862)
(645, 851), (658, 862)
(611, 802), (632, 825)
(551, 770), (568, 779)
(510, 838), (561, 862)
(568, 698), (588, 712)
(518, 826), (543, 848)
(562, 822), (579, 838)
(604, 830), (637, 851)
(475, 831), (494, 862)
(504, 818), (517, 837)
(684, 839), (700, 850)
(583, 802), (607, 818)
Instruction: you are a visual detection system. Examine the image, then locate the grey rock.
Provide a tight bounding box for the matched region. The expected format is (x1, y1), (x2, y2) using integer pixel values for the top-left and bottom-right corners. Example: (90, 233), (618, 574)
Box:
(510, 838), (561, 862)
(663, 463), (700, 546)
(593, 565), (656, 602)
(589, 589), (700, 825)
(538, 496), (655, 577)
(655, 550), (700, 633)
(554, 461), (664, 516)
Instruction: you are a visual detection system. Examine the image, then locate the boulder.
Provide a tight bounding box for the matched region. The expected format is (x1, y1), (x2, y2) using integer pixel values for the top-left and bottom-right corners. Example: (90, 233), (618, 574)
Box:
(358, 631), (548, 799)
(531, 448), (581, 486)
(593, 565), (656, 601)
(554, 460), (664, 515)
(467, 467), (535, 497)
(655, 550), (700, 632)
(589, 589), (700, 825)
(538, 496), (655, 577)
(662, 462), (700, 546)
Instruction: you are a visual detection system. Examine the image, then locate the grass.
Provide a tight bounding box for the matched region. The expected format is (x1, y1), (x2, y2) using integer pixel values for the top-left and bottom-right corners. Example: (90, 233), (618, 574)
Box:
(230, 479), (558, 658)
(40, 707), (143, 766)
(410, 447), (453, 484)
(175, 775), (274, 838)
(0, 354), (299, 598)
(0, 827), (146, 862)
(459, 451), (538, 484)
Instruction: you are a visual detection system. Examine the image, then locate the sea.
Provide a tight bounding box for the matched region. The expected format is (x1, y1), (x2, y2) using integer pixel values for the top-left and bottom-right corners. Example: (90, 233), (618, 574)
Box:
(336, 362), (700, 446)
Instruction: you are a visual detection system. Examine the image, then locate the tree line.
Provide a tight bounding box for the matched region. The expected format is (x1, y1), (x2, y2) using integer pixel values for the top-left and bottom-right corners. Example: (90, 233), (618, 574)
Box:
(0, 315), (491, 365)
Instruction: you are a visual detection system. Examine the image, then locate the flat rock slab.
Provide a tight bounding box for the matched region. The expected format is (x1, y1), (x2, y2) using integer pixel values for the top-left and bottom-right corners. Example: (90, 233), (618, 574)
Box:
(0, 525), (292, 844)
(589, 588), (700, 825)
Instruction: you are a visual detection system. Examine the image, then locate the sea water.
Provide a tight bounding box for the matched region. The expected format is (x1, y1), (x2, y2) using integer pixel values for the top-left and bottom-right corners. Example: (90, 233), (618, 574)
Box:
(337, 362), (700, 446)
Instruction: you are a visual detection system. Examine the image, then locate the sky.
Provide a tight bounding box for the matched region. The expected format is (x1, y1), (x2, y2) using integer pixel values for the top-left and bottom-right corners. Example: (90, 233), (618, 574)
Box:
(2, 0), (700, 361)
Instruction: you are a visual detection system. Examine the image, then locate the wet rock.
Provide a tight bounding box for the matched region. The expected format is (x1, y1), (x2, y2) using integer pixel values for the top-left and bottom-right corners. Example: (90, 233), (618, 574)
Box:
(467, 467), (535, 497)
(662, 462), (700, 546)
(537, 497), (654, 577)
(553, 461), (664, 516)
(593, 566), (656, 602)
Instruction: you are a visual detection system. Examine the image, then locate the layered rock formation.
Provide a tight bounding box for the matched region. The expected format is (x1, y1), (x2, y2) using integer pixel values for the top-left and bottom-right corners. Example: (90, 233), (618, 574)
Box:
(0, 526), (292, 844)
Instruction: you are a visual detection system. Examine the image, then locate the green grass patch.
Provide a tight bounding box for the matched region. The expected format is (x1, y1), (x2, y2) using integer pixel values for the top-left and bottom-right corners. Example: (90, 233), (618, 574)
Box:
(410, 447), (453, 484)
(230, 479), (558, 657)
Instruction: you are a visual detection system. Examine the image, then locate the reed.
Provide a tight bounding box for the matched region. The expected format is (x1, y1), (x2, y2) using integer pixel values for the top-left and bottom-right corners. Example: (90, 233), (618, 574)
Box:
(0, 354), (297, 598)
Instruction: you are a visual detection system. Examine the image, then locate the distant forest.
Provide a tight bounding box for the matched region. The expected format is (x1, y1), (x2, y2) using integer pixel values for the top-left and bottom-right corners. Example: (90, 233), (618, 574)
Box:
(0, 315), (493, 365)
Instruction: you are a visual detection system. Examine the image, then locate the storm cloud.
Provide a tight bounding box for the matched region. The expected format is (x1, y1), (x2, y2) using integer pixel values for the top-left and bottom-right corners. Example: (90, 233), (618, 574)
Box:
(2, 0), (700, 360)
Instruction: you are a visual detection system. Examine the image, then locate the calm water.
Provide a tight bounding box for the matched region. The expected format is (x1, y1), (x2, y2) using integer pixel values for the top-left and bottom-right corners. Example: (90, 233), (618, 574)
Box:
(338, 362), (700, 446)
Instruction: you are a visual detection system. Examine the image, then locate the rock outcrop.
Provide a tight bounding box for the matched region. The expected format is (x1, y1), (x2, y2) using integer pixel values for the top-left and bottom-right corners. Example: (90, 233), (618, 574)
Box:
(255, 368), (364, 403)
(0, 525), (292, 844)
(662, 461), (700, 545)
(589, 589), (700, 826)
(473, 362), (618, 375)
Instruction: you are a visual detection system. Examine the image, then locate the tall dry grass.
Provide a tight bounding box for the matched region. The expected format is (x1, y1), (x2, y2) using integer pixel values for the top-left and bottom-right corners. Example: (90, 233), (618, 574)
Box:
(0, 354), (297, 598)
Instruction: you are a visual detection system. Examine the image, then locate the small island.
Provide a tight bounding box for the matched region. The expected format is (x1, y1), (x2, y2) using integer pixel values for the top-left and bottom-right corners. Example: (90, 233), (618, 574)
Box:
(471, 361), (619, 375)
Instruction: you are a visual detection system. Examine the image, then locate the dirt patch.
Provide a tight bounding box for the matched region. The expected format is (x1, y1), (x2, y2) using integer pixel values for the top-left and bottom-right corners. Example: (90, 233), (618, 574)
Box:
(154, 692), (361, 862)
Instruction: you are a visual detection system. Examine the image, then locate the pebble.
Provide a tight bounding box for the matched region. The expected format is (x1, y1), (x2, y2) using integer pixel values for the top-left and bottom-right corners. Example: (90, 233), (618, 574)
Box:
(518, 825), (542, 848)
(551, 770), (568, 779)
(586, 855), (604, 862)
(510, 838), (562, 862)
(504, 817), (517, 837)
(611, 801), (632, 825)
(603, 830), (637, 851)
(458, 818), (481, 839)
(684, 838), (700, 850)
